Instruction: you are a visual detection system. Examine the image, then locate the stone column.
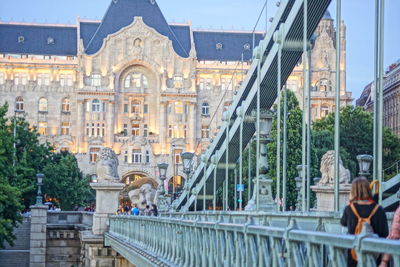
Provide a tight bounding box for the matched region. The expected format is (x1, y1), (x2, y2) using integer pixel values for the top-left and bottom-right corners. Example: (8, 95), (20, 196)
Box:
(29, 205), (47, 267)
(107, 101), (115, 147)
(159, 101), (167, 148)
(188, 102), (196, 151)
(76, 100), (85, 153)
(91, 182), (125, 235)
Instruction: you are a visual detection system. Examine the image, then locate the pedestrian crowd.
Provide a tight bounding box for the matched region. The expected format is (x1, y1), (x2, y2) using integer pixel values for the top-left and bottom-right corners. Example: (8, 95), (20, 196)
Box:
(116, 202), (158, 217)
(340, 176), (400, 267)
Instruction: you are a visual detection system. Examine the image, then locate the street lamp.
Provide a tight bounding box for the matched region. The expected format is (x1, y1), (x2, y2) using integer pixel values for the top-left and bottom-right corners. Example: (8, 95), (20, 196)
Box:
(157, 163), (168, 195)
(356, 154), (373, 176)
(181, 152), (194, 205)
(36, 173), (44, 205)
(295, 165), (304, 211)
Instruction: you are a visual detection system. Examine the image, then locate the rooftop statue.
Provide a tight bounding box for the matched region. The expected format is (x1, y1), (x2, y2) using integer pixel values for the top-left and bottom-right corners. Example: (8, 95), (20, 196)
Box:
(318, 150), (350, 186)
(96, 148), (120, 182)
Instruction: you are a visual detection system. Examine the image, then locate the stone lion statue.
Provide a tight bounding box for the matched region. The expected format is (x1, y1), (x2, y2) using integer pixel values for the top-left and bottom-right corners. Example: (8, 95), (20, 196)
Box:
(319, 150), (350, 185)
(95, 148), (119, 181)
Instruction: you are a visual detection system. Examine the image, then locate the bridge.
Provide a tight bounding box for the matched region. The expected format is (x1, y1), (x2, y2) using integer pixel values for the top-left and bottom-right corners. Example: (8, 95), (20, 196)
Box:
(102, 0), (400, 266)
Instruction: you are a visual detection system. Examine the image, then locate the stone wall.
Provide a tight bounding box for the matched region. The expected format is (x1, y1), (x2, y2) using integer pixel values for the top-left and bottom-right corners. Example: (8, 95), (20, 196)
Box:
(0, 216), (31, 267)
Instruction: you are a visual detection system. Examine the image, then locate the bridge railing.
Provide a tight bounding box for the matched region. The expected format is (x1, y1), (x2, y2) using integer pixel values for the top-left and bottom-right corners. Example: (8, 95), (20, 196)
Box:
(107, 215), (400, 267)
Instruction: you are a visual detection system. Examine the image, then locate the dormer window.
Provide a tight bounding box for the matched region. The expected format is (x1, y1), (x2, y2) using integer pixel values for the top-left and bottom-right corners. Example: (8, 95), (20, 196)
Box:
(18, 36), (25, 43)
(174, 76), (183, 88)
(91, 74), (101, 86)
(216, 42), (223, 50)
(243, 43), (251, 50)
(47, 37), (55, 45)
(124, 72), (148, 89)
(134, 38), (143, 48)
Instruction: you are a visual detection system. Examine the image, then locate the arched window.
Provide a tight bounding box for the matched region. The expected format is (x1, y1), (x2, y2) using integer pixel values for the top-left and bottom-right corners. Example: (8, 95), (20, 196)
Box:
(321, 105), (330, 117)
(92, 99), (100, 112)
(134, 38), (143, 47)
(38, 98), (48, 112)
(15, 96), (24, 112)
(202, 102), (209, 116)
(124, 72), (148, 89)
(62, 98), (70, 112)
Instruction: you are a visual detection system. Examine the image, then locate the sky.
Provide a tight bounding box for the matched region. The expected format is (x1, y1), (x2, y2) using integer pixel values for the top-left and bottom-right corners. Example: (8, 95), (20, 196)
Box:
(0, 0), (399, 101)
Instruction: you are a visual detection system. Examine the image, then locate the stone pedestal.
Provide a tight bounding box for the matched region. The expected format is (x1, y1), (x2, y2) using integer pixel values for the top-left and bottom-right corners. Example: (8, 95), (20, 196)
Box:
(29, 205), (48, 267)
(90, 182), (125, 235)
(311, 184), (351, 211)
(245, 175), (277, 212)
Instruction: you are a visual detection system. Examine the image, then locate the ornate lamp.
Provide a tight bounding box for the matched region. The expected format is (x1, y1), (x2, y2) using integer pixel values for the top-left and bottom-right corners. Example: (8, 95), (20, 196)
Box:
(157, 163), (168, 195)
(356, 154), (373, 176)
(181, 152), (194, 175)
(36, 173), (44, 205)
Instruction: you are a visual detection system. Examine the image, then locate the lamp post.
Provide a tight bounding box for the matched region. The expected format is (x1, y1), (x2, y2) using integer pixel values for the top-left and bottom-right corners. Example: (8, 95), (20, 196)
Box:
(36, 173), (44, 205)
(295, 165), (303, 211)
(157, 163), (169, 212)
(245, 109), (275, 211)
(356, 154), (373, 176)
(181, 152), (194, 207)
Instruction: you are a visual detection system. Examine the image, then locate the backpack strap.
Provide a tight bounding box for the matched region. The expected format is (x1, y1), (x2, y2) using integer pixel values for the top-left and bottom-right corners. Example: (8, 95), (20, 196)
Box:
(350, 203), (361, 219)
(367, 204), (380, 220)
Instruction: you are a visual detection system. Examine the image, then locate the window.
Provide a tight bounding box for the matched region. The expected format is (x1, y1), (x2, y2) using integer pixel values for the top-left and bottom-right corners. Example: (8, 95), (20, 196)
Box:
(216, 42), (223, 50)
(102, 102), (106, 112)
(91, 123), (95, 136)
(123, 124), (128, 136)
(0, 72), (4, 84)
(202, 102), (209, 116)
(38, 98), (48, 112)
(145, 151), (150, 163)
(124, 103), (128, 113)
(143, 104), (148, 113)
(15, 96), (24, 112)
(174, 76), (183, 88)
(132, 149), (142, 163)
(92, 99), (100, 112)
(143, 124), (148, 137)
(61, 122), (70, 135)
(199, 78), (212, 90)
(124, 72), (148, 89)
(60, 74), (73, 86)
(184, 104), (189, 114)
(97, 123), (100, 136)
(132, 124), (140, 136)
(37, 73), (50, 86)
(174, 149), (182, 164)
(14, 73), (27, 85)
(321, 105), (330, 117)
(134, 38), (143, 47)
(124, 151), (128, 163)
(91, 74), (101, 86)
(38, 122), (47, 136)
(86, 123), (89, 136)
(168, 103), (172, 114)
(183, 125), (187, 138)
(62, 98), (70, 112)
(175, 101), (183, 114)
(201, 125), (210, 138)
(221, 77), (233, 91)
(131, 101), (140, 114)
(47, 37), (55, 45)
(89, 148), (100, 163)
(168, 125), (173, 138)
(319, 79), (331, 92)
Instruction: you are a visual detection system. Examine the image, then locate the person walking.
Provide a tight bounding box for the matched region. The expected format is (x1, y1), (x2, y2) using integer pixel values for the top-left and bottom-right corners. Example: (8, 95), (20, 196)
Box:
(340, 176), (388, 267)
(379, 205), (400, 267)
(144, 205), (151, 216)
(131, 204), (139, 216)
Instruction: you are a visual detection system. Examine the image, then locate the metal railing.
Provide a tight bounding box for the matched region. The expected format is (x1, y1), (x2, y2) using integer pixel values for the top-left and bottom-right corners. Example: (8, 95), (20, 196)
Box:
(107, 216), (400, 267)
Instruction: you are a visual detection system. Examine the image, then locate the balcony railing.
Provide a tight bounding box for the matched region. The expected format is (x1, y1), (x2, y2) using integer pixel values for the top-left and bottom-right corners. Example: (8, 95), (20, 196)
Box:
(107, 215), (400, 267)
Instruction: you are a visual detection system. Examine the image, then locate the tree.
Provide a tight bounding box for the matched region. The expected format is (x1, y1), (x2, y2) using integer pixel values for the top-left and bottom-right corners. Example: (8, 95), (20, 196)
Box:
(43, 152), (94, 210)
(312, 106), (400, 180)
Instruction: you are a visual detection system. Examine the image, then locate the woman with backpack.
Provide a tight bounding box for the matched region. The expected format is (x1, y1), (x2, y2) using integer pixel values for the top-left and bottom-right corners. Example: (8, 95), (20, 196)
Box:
(340, 176), (389, 267)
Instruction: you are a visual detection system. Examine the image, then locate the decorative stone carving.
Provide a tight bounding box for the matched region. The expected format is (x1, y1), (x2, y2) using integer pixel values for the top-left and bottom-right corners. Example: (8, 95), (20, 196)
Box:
(127, 178), (158, 209)
(96, 148), (119, 181)
(318, 150), (350, 185)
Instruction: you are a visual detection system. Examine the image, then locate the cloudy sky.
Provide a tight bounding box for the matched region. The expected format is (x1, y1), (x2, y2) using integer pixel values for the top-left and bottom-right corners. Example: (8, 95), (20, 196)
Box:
(1, 0), (399, 100)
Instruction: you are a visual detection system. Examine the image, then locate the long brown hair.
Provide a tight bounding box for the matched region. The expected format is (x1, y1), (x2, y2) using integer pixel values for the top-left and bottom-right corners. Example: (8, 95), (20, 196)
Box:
(350, 177), (373, 202)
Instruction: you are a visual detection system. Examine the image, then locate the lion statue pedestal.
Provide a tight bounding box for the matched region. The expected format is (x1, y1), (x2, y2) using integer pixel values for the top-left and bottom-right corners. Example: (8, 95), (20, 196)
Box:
(90, 148), (125, 235)
(311, 150), (351, 212)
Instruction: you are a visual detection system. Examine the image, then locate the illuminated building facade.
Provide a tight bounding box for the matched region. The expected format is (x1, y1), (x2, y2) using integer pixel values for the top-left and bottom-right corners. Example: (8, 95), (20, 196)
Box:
(0, 0), (350, 187)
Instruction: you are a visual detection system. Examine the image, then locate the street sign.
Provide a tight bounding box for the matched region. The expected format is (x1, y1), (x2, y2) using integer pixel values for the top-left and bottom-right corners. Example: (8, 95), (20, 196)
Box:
(236, 184), (244, 192)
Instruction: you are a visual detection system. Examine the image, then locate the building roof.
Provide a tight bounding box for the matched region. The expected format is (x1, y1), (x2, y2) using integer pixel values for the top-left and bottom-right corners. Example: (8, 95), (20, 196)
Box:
(84, 0), (189, 57)
(79, 21), (100, 49)
(193, 30), (263, 61)
(0, 23), (77, 56)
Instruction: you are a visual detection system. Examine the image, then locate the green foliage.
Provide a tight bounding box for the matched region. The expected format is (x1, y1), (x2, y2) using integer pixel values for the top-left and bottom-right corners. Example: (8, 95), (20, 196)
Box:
(43, 152), (94, 210)
(0, 103), (93, 247)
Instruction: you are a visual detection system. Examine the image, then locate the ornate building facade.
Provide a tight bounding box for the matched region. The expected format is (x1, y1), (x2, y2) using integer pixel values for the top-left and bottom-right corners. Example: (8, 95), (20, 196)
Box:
(0, 0), (351, 188)
(356, 59), (400, 136)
